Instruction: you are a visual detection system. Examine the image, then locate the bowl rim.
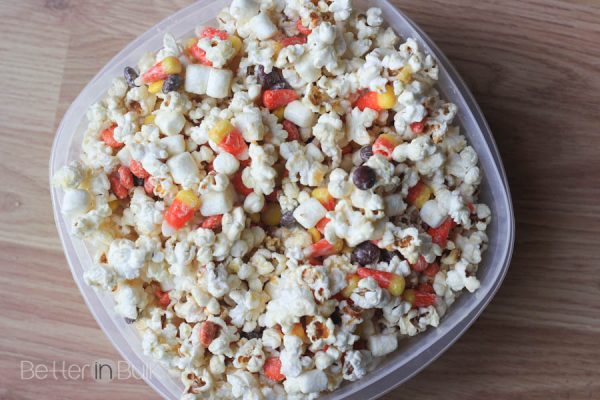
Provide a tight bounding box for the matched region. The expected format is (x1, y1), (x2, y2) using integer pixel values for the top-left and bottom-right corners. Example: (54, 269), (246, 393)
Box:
(49, 0), (515, 399)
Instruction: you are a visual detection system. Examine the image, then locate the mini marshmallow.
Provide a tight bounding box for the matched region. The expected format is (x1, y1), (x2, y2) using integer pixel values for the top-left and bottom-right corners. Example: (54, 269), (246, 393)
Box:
(248, 12), (277, 40)
(62, 189), (91, 216)
(420, 199), (447, 228)
(206, 68), (233, 99)
(293, 198), (327, 228)
(284, 100), (315, 128)
(213, 152), (240, 175)
(166, 152), (200, 185)
(201, 186), (235, 216)
(160, 135), (186, 156)
(283, 369), (328, 394)
(155, 109), (185, 136)
(243, 192), (265, 214)
(367, 334), (398, 357)
(185, 64), (212, 95)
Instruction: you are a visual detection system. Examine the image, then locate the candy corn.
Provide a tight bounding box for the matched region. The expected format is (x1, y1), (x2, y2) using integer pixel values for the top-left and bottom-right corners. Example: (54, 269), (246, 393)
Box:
(163, 190), (201, 230)
(372, 133), (400, 159)
(355, 85), (397, 112)
(357, 267), (405, 296)
(311, 187), (335, 211)
(403, 289), (437, 308)
(406, 180), (432, 209)
(208, 120), (248, 158)
(428, 217), (456, 247)
(263, 89), (299, 110)
(341, 274), (361, 298)
(308, 227), (321, 243)
(304, 238), (343, 258)
(315, 217), (330, 234)
(199, 27), (229, 40)
(142, 56), (182, 84)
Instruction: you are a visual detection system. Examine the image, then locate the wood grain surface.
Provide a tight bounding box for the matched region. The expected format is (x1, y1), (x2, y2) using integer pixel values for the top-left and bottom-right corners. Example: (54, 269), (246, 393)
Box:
(1, 0), (599, 399)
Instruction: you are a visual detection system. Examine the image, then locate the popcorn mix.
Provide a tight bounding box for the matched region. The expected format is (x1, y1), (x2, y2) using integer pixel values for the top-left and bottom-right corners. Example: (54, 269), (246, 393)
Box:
(54, 1), (491, 398)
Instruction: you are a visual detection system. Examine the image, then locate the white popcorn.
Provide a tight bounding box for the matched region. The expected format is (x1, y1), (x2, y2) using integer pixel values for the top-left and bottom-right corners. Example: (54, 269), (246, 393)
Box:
(197, 36), (236, 68)
(107, 239), (146, 280)
(420, 199), (447, 228)
(166, 152), (200, 186)
(367, 333), (398, 357)
(61, 189), (91, 216)
(155, 109), (185, 136)
(350, 277), (387, 309)
(247, 12), (278, 40)
(213, 152), (240, 175)
(200, 186), (235, 216)
(160, 135), (186, 156)
(346, 107), (377, 145)
(243, 192), (265, 214)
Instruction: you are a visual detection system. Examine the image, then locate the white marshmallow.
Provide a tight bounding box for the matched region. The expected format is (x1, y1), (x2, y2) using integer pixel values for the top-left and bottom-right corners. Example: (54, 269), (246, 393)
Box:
(420, 199), (447, 228)
(155, 109), (185, 136)
(200, 186), (235, 216)
(283, 369), (328, 394)
(243, 192), (265, 214)
(213, 152), (240, 175)
(284, 101), (315, 128)
(62, 189), (91, 216)
(185, 64), (212, 95)
(166, 152), (200, 185)
(248, 12), (277, 40)
(293, 198), (327, 228)
(160, 135), (186, 156)
(206, 68), (233, 99)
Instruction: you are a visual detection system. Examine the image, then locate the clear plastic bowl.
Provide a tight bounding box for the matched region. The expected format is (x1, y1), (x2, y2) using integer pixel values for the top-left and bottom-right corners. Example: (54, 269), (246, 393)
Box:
(49, 0), (515, 399)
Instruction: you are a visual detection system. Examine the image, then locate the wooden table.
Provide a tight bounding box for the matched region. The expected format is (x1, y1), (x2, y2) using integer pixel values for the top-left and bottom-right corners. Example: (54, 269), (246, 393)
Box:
(1, 1), (599, 399)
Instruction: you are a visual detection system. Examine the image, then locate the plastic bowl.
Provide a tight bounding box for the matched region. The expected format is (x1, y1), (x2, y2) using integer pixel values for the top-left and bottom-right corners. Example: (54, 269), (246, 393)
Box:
(49, 0), (515, 398)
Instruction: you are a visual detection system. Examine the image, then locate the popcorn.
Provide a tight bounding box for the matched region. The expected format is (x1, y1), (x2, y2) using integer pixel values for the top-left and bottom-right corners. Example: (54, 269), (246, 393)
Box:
(107, 239), (146, 279)
(53, 1), (492, 398)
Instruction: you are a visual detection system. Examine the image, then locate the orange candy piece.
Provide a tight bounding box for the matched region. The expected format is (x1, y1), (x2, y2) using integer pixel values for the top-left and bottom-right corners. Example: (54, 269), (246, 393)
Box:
(264, 357), (285, 382)
(263, 89), (299, 110)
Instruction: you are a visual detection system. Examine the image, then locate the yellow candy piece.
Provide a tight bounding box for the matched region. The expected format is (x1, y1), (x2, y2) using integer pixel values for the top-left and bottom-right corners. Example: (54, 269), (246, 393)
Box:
(376, 85), (397, 109)
(208, 119), (235, 144)
(273, 106), (285, 121)
(148, 80), (164, 94)
(162, 56), (182, 75)
(341, 274), (361, 298)
(144, 114), (156, 125)
(413, 185), (432, 209)
(398, 67), (413, 84)
(229, 35), (243, 55)
(175, 190), (201, 209)
(308, 227), (321, 243)
(261, 203), (282, 226)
